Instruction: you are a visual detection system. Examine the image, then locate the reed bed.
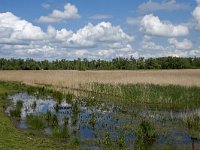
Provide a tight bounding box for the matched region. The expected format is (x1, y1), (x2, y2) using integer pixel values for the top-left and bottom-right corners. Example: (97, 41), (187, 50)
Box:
(0, 70), (199, 90)
(81, 83), (200, 109)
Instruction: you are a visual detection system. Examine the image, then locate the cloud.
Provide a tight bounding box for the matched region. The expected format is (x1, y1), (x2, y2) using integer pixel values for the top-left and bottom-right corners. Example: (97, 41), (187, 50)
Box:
(139, 36), (196, 58)
(189, 49), (200, 56)
(197, 0), (200, 5)
(138, 0), (189, 13)
(192, 0), (200, 30)
(126, 17), (142, 26)
(74, 49), (89, 57)
(0, 12), (45, 40)
(168, 38), (192, 50)
(38, 3), (80, 23)
(90, 15), (112, 19)
(41, 3), (50, 9)
(65, 22), (134, 47)
(140, 14), (189, 37)
(0, 12), (136, 59)
(140, 35), (164, 50)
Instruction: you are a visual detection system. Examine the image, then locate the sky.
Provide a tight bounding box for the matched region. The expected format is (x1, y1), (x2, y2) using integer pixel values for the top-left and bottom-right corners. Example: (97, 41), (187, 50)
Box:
(0, 0), (200, 60)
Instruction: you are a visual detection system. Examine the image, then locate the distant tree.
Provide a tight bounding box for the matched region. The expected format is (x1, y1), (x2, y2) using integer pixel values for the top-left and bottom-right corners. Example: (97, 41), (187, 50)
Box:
(0, 57), (199, 70)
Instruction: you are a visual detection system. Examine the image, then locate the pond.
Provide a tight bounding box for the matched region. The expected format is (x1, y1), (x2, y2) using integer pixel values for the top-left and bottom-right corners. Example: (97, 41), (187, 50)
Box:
(5, 92), (200, 149)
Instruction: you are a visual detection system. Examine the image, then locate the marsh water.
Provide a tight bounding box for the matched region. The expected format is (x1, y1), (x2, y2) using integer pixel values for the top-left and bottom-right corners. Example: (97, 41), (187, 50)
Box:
(6, 92), (200, 149)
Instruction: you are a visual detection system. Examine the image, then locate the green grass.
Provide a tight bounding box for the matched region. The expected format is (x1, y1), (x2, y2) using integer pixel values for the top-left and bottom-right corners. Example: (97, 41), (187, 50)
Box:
(184, 115), (200, 131)
(86, 83), (200, 110)
(0, 81), (80, 150)
(52, 127), (69, 139)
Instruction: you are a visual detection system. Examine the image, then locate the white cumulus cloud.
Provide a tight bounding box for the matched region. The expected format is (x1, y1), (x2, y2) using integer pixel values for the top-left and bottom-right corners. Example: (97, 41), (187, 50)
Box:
(0, 12), (45, 40)
(39, 3), (80, 23)
(140, 14), (189, 37)
(0, 12), (136, 59)
(140, 35), (165, 50)
(68, 22), (134, 47)
(168, 38), (192, 50)
(192, 0), (200, 30)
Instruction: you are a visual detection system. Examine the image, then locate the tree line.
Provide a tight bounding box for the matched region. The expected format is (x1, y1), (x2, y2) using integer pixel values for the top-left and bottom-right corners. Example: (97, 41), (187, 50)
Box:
(0, 57), (200, 70)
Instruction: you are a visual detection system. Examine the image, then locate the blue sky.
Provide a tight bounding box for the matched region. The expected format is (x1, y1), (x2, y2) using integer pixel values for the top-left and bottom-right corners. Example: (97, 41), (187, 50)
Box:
(0, 0), (200, 60)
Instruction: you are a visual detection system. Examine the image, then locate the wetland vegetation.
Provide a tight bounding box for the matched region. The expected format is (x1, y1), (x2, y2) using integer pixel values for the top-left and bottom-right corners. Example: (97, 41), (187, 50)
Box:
(1, 81), (200, 149)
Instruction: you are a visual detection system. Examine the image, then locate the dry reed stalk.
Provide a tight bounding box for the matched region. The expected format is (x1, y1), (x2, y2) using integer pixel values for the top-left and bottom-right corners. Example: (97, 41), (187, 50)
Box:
(0, 70), (199, 90)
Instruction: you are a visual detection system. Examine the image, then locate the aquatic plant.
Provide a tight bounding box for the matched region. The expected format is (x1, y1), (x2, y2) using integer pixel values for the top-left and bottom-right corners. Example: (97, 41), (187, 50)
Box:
(26, 114), (45, 130)
(52, 126), (69, 139)
(72, 102), (80, 114)
(16, 100), (23, 110)
(32, 101), (37, 110)
(88, 83), (200, 110)
(45, 111), (52, 124)
(55, 103), (59, 113)
(134, 119), (157, 150)
(185, 115), (200, 131)
(51, 114), (59, 127)
(89, 112), (96, 129)
(27, 86), (36, 95)
(52, 91), (63, 103)
(104, 132), (111, 148)
(71, 102), (80, 126)
(10, 100), (23, 119)
(64, 116), (69, 126)
(10, 108), (21, 118)
(65, 92), (73, 101)
(116, 133), (125, 148)
(69, 137), (80, 146)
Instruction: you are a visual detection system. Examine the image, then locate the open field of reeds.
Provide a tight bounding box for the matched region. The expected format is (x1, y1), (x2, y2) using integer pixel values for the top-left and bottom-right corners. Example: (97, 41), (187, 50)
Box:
(0, 70), (200, 89)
